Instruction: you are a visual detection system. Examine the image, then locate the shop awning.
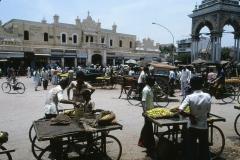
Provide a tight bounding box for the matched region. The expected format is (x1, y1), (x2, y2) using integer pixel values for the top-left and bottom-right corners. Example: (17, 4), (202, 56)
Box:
(35, 53), (51, 57)
(63, 55), (76, 58)
(0, 52), (24, 58)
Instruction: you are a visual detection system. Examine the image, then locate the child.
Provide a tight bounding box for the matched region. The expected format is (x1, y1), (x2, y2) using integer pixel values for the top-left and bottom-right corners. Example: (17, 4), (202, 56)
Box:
(82, 89), (95, 113)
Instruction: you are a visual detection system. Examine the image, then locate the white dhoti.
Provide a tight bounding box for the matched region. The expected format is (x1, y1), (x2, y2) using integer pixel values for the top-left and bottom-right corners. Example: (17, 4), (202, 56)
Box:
(180, 81), (188, 96)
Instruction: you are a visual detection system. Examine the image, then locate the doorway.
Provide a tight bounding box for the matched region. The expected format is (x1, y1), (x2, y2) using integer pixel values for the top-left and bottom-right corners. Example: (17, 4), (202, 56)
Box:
(92, 54), (102, 65)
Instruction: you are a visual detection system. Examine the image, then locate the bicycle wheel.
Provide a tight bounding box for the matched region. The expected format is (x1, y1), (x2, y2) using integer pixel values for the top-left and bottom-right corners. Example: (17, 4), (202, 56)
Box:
(15, 82), (25, 94)
(0, 146), (12, 160)
(32, 136), (50, 159)
(237, 94), (240, 104)
(108, 80), (116, 89)
(37, 143), (80, 160)
(156, 136), (178, 160)
(85, 134), (122, 160)
(127, 88), (141, 106)
(222, 87), (235, 103)
(234, 114), (240, 136)
(1, 82), (11, 93)
(29, 124), (35, 143)
(154, 91), (169, 108)
(209, 125), (225, 159)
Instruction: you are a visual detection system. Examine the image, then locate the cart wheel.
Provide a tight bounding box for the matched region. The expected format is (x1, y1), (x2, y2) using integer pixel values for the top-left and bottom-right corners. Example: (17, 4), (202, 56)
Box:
(32, 135), (50, 159)
(0, 146), (12, 160)
(1, 82), (11, 93)
(221, 87), (235, 103)
(155, 77), (170, 95)
(234, 114), (240, 136)
(156, 137), (178, 160)
(127, 87), (141, 106)
(209, 125), (225, 159)
(85, 135), (122, 160)
(15, 82), (25, 94)
(37, 143), (80, 160)
(29, 124), (35, 143)
(154, 91), (169, 108)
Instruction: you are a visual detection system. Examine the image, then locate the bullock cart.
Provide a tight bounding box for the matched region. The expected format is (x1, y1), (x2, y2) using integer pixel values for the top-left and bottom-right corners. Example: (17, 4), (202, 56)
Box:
(144, 112), (225, 160)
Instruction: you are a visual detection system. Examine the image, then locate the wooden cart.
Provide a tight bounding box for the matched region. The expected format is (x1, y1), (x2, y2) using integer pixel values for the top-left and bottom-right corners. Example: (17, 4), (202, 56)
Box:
(32, 115), (123, 160)
(145, 113), (226, 160)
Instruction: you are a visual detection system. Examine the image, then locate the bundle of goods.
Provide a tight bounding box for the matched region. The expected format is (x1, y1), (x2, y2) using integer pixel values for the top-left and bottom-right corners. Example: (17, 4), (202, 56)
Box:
(147, 108), (178, 119)
(97, 110), (118, 126)
(169, 105), (190, 113)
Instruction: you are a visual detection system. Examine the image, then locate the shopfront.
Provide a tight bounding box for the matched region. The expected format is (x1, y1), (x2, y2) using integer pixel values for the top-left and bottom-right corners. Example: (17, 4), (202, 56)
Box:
(64, 54), (76, 68)
(34, 53), (50, 69)
(50, 53), (62, 68)
(77, 51), (87, 66)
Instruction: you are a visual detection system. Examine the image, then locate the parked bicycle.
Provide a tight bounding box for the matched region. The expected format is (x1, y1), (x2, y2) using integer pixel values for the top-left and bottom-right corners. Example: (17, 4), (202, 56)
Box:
(127, 83), (169, 107)
(1, 79), (25, 94)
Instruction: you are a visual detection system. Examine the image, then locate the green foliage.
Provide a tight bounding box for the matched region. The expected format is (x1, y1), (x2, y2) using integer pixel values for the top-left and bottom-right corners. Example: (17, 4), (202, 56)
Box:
(176, 52), (191, 64)
(221, 47), (231, 60)
(159, 45), (173, 54)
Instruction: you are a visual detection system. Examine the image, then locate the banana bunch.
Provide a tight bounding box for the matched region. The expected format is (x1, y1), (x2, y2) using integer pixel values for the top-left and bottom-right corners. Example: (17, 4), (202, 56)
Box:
(147, 108), (172, 117)
(101, 114), (110, 120)
(64, 110), (75, 115)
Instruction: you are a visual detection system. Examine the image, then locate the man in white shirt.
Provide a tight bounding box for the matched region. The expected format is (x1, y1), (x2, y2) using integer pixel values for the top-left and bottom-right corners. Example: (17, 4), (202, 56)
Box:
(180, 66), (190, 96)
(178, 77), (211, 160)
(138, 67), (149, 98)
(77, 65), (81, 71)
(44, 77), (81, 118)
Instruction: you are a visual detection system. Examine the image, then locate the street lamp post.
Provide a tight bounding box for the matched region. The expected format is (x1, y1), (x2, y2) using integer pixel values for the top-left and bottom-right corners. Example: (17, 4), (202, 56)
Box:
(152, 22), (175, 66)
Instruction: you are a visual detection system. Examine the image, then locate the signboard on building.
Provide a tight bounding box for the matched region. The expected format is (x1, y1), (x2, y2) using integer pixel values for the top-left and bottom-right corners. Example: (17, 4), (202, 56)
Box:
(51, 49), (63, 52)
(93, 51), (101, 53)
(77, 53), (88, 58)
(107, 52), (115, 55)
(35, 48), (48, 52)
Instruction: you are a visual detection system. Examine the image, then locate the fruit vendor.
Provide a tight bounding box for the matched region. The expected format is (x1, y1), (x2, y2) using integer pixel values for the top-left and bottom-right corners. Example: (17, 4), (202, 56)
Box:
(138, 75), (157, 159)
(44, 77), (81, 119)
(178, 77), (211, 160)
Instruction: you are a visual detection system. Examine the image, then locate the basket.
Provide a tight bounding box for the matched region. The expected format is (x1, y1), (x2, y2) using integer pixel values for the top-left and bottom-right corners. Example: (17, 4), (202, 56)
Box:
(0, 131), (8, 143)
(97, 111), (116, 126)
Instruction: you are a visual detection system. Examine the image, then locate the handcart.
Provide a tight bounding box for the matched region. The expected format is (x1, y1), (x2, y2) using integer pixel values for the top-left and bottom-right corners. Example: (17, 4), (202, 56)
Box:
(145, 113), (226, 160)
(93, 76), (116, 89)
(32, 114), (123, 160)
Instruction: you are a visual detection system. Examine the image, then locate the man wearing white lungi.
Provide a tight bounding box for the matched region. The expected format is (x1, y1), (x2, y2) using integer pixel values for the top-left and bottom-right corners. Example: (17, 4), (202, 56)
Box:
(180, 66), (190, 96)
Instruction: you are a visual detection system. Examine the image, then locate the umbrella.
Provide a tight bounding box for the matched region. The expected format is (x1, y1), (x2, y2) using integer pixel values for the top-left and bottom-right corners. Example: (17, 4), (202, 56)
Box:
(191, 59), (206, 65)
(202, 60), (221, 66)
(125, 59), (137, 64)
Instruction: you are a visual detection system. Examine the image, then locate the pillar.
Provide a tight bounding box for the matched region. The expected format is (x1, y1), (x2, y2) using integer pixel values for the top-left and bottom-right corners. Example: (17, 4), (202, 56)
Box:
(87, 49), (92, 65)
(113, 59), (116, 66)
(218, 37), (222, 61)
(196, 41), (199, 60)
(234, 39), (237, 60)
(103, 50), (107, 66)
(61, 57), (64, 68)
(237, 39), (240, 62)
(74, 58), (77, 69)
(211, 37), (214, 60)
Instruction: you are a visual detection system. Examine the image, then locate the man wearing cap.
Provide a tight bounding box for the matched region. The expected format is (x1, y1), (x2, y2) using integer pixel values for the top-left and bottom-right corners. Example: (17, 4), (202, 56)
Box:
(180, 66), (190, 96)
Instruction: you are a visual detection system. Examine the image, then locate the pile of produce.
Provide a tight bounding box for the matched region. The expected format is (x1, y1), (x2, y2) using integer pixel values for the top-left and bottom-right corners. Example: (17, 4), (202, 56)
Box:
(225, 79), (240, 83)
(101, 114), (110, 120)
(147, 108), (173, 117)
(64, 110), (75, 116)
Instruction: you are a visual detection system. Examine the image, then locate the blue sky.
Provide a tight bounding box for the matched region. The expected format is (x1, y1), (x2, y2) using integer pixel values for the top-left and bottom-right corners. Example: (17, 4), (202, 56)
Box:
(0, 0), (235, 47)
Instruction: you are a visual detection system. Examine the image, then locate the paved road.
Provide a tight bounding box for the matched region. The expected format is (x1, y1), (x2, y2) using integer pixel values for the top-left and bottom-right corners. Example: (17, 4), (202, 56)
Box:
(0, 76), (240, 160)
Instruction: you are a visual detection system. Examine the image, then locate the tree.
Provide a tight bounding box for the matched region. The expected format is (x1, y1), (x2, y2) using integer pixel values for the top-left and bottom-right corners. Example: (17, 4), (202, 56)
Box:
(221, 47), (231, 60)
(177, 53), (191, 64)
(159, 45), (174, 55)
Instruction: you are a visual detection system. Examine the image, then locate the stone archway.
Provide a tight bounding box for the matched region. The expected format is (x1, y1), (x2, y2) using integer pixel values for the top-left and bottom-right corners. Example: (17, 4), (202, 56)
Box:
(92, 54), (102, 65)
(189, 1), (240, 62)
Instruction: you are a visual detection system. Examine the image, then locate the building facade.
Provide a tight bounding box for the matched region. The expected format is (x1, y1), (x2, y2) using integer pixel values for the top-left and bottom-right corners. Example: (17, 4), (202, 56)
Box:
(0, 12), (160, 73)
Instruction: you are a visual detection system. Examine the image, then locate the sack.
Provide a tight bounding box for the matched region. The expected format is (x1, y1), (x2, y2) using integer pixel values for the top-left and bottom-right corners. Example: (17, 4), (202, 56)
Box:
(97, 111), (116, 126)
(169, 105), (180, 112)
(0, 131), (9, 143)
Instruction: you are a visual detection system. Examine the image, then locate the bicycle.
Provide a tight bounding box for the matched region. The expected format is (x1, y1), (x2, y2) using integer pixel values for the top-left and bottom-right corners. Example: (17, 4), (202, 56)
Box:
(204, 81), (236, 103)
(127, 83), (169, 107)
(1, 79), (26, 94)
(234, 105), (240, 136)
(0, 132), (15, 160)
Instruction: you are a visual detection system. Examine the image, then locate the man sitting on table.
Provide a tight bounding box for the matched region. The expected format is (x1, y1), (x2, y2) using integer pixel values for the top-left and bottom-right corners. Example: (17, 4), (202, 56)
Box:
(44, 77), (81, 119)
(178, 77), (211, 160)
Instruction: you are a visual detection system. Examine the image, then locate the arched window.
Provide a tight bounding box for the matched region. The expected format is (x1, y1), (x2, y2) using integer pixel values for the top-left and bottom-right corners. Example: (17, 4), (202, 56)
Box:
(24, 31), (29, 40)
(110, 39), (113, 46)
(44, 33), (48, 42)
(101, 36), (105, 43)
(130, 41), (132, 48)
(119, 40), (122, 47)
(62, 34), (66, 43)
(73, 35), (77, 43)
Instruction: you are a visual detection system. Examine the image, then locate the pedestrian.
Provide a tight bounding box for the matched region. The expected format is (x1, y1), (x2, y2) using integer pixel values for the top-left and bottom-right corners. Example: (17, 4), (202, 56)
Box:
(44, 77), (81, 119)
(180, 66), (190, 96)
(67, 71), (95, 120)
(138, 75), (157, 159)
(8, 66), (16, 85)
(77, 65), (81, 71)
(169, 68), (176, 96)
(26, 66), (31, 78)
(207, 68), (216, 87)
(190, 68), (198, 78)
(175, 69), (181, 85)
(42, 68), (49, 90)
(52, 67), (58, 85)
(138, 67), (149, 98)
(178, 77), (211, 160)
(33, 68), (40, 91)
(68, 67), (74, 82)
